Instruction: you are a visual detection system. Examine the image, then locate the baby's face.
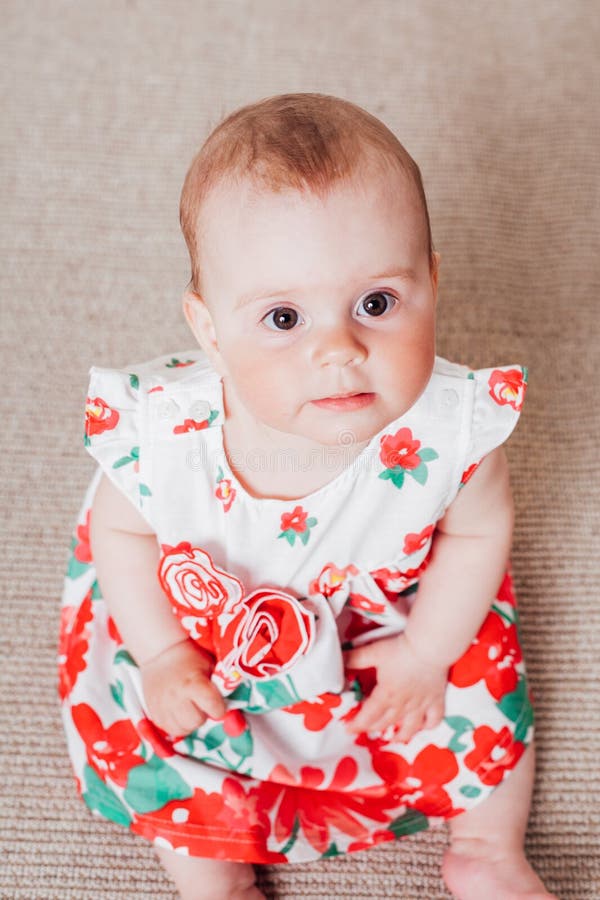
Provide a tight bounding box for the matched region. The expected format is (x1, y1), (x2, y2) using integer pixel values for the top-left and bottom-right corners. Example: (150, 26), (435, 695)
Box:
(185, 164), (438, 449)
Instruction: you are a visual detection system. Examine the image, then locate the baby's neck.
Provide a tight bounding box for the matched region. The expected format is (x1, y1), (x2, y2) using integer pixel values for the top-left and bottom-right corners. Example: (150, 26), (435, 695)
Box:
(221, 384), (370, 501)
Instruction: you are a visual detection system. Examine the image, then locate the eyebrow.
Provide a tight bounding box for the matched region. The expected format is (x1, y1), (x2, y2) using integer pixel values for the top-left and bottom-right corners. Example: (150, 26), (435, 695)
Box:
(234, 266), (416, 310)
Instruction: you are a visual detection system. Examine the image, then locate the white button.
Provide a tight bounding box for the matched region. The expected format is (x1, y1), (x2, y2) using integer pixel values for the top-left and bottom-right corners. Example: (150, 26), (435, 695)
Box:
(441, 388), (459, 408)
(189, 400), (211, 420)
(158, 399), (179, 419)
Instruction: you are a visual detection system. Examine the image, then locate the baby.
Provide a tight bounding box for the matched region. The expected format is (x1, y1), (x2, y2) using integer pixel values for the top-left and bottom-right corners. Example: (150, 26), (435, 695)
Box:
(60, 93), (556, 899)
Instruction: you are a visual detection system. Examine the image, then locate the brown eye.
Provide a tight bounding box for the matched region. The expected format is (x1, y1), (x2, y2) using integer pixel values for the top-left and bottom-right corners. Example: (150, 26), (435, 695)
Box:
(357, 292), (395, 317)
(263, 307), (301, 331)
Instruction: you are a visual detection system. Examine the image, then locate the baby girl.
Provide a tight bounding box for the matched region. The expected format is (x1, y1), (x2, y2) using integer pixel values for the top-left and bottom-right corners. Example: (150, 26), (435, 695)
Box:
(60, 93), (556, 899)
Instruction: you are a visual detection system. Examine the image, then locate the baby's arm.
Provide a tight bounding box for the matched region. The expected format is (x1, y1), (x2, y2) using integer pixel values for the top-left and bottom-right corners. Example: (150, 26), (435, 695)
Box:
(90, 475), (226, 734)
(345, 446), (513, 739)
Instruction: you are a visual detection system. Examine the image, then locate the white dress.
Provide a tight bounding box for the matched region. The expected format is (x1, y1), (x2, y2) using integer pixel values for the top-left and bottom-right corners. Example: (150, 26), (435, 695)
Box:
(59, 351), (533, 863)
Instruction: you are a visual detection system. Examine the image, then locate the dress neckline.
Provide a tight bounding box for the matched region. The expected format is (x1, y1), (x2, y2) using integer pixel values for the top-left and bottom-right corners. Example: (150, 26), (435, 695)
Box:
(211, 376), (411, 507)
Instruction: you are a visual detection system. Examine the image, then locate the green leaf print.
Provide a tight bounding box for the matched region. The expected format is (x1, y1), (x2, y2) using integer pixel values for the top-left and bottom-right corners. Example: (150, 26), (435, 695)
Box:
(321, 842), (341, 858)
(408, 462), (429, 486)
(445, 715), (475, 753)
(82, 764), (132, 827)
(496, 677), (528, 723)
(110, 680), (125, 709)
(459, 785), (482, 799)
(123, 754), (193, 814)
(255, 678), (296, 709)
(278, 815), (300, 856)
(417, 447), (438, 462)
(227, 682), (252, 704)
(129, 373), (139, 390)
(139, 483), (152, 497)
(388, 809), (428, 837)
(229, 729), (253, 758)
(514, 704), (534, 744)
(91, 579), (102, 600)
(113, 649), (138, 667)
(66, 554), (91, 580)
(113, 446), (139, 469)
(203, 724), (226, 751)
(378, 467), (405, 489)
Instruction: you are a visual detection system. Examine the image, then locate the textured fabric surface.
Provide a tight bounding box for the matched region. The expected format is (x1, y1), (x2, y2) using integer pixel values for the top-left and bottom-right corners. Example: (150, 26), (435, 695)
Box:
(1, 1), (598, 897)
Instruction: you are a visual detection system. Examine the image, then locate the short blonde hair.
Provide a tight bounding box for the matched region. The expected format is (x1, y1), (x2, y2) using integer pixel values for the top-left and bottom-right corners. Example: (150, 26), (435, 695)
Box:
(180, 93), (434, 293)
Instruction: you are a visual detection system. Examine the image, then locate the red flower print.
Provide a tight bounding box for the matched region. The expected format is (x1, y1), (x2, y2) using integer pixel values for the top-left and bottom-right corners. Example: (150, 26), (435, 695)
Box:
(71, 703), (144, 786)
(461, 461), (480, 486)
(449, 610), (522, 700)
(158, 542), (244, 620)
(85, 396), (120, 436)
(362, 740), (463, 818)
(348, 592), (387, 615)
(215, 477), (236, 512)
(132, 781), (287, 864)
(222, 709), (247, 738)
(487, 368), (527, 411)
(279, 505), (318, 547)
(283, 693), (343, 731)
(464, 725), (525, 786)
(73, 510), (92, 563)
(403, 524), (435, 555)
(220, 777), (273, 836)
(379, 428), (422, 470)
(497, 570), (517, 606)
(107, 615), (123, 643)
(58, 591), (93, 700)
(370, 555), (430, 595)
(309, 562), (358, 598)
(280, 506), (308, 532)
(218, 589), (315, 680)
(348, 829), (395, 852)
(137, 717), (176, 758)
(173, 417), (210, 434)
(259, 757), (398, 855)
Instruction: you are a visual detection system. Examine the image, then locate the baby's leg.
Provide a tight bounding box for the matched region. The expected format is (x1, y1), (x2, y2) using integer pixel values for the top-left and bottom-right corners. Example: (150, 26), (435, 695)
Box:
(155, 846), (265, 900)
(443, 742), (557, 900)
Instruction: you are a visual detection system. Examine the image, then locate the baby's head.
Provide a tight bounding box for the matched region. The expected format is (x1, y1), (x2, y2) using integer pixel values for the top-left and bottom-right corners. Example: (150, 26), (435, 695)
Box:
(180, 93), (439, 448)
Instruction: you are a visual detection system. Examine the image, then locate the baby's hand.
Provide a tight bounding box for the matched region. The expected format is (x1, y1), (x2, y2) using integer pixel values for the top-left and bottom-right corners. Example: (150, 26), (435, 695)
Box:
(344, 634), (447, 742)
(140, 639), (227, 737)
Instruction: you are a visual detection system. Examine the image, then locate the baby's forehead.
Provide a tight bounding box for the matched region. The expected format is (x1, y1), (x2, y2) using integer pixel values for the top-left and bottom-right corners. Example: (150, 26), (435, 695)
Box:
(199, 158), (418, 228)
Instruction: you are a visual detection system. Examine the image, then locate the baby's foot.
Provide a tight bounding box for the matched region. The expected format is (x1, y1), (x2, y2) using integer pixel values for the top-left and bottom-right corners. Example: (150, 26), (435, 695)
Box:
(442, 840), (558, 900)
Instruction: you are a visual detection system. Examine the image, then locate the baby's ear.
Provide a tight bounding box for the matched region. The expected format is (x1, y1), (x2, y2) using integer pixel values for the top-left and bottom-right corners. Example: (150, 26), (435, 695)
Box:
(182, 289), (226, 374)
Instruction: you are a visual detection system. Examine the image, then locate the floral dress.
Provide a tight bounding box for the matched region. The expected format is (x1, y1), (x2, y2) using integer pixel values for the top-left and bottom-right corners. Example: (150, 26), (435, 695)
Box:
(59, 351), (533, 863)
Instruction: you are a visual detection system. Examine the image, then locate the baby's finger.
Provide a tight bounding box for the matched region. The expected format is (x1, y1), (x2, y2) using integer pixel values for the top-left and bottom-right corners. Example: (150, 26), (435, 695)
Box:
(346, 691), (397, 733)
(424, 701), (445, 731)
(171, 698), (208, 736)
(187, 677), (227, 721)
(396, 709), (426, 743)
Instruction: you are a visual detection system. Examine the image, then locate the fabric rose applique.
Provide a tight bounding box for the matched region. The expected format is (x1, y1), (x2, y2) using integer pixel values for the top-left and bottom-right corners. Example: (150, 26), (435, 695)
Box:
(157, 543), (316, 710)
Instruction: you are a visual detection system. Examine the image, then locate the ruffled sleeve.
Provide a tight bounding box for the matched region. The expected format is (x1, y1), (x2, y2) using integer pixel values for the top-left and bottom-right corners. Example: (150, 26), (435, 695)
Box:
(459, 364), (528, 487)
(84, 366), (153, 523)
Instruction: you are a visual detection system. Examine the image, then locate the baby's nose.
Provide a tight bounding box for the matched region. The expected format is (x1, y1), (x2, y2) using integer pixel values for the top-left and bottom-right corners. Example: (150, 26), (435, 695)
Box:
(311, 325), (367, 368)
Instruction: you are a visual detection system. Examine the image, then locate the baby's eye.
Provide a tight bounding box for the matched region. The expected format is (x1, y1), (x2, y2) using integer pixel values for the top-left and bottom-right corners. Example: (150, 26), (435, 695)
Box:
(262, 307), (302, 331)
(356, 291), (396, 317)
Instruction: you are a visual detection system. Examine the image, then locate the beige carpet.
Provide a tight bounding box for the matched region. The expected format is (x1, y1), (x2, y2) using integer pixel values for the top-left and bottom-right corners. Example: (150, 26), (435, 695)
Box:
(2, 1), (599, 897)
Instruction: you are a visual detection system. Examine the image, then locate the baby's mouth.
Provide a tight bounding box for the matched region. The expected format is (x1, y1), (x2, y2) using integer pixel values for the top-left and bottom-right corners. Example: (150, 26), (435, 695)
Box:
(311, 392), (376, 411)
